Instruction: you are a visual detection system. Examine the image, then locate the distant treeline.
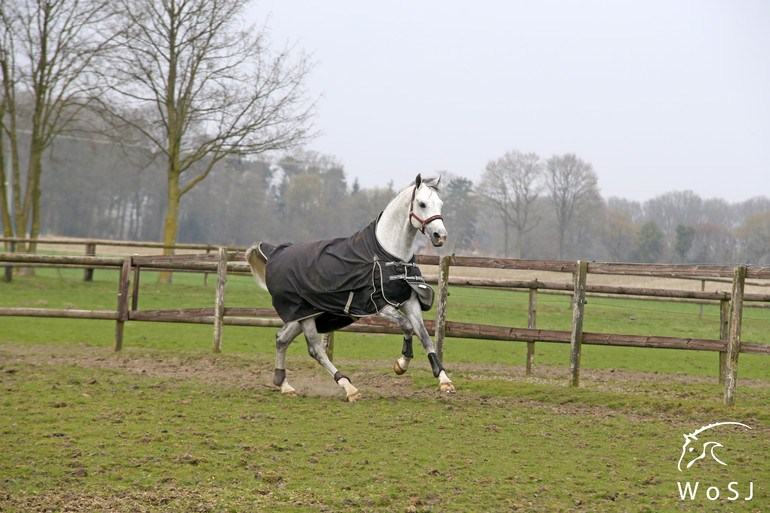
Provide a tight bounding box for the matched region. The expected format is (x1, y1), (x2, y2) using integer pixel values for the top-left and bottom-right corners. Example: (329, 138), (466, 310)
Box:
(24, 135), (770, 266)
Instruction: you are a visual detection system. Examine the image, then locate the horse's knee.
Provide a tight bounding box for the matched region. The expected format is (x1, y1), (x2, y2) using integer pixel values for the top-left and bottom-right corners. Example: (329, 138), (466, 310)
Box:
(276, 323), (300, 350)
(306, 339), (324, 361)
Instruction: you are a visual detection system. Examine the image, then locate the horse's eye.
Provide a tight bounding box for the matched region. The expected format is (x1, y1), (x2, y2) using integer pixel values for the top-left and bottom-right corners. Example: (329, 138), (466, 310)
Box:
(419, 202), (427, 208)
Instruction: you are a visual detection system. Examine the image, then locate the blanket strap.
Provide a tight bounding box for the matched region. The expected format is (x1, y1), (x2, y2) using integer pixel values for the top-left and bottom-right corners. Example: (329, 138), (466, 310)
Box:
(343, 291), (354, 314)
(385, 261), (418, 268)
(388, 274), (426, 282)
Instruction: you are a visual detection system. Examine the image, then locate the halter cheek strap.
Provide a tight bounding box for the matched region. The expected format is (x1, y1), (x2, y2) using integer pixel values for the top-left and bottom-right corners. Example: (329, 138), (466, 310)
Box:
(409, 186), (443, 234)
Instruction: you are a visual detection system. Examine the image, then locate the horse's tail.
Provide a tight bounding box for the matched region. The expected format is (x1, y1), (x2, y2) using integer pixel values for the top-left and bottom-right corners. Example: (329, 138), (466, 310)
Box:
(245, 242), (271, 291)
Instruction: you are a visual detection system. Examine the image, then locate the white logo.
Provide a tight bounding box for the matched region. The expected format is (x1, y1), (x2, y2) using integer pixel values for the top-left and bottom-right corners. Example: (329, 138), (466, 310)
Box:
(677, 422), (751, 472)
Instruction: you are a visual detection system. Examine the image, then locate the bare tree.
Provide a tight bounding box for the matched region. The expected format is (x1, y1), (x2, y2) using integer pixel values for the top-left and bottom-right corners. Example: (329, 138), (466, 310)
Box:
(0, 0), (114, 250)
(442, 176), (478, 255)
(736, 212), (770, 265)
(603, 209), (637, 261)
(643, 190), (703, 236)
(478, 150), (543, 258)
(546, 153), (601, 259)
(691, 222), (736, 264)
(96, 0), (316, 281)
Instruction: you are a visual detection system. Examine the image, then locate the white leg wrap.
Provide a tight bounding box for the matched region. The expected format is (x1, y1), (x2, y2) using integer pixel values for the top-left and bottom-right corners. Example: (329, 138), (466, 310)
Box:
(438, 370), (455, 393)
(280, 380), (296, 395)
(337, 377), (354, 394)
(337, 377), (361, 401)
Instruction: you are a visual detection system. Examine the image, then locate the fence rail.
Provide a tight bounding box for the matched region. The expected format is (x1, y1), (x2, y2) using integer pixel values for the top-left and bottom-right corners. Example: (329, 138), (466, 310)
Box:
(1, 237), (246, 283)
(0, 236), (243, 252)
(1, 249), (768, 406)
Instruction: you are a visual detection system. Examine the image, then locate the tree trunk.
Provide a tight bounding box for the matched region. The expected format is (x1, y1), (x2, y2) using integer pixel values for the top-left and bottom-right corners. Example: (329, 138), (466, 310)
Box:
(158, 171), (181, 284)
(11, 130), (25, 248)
(15, 135), (44, 275)
(503, 219), (510, 258)
(28, 146), (43, 253)
(0, 176), (11, 240)
(0, 146), (12, 241)
(514, 225), (524, 259)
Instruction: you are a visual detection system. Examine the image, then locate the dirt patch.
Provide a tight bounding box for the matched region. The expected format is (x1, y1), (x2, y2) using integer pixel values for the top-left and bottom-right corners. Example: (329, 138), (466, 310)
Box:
(0, 488), (222, 513)
(2, 343), (764, 405)
(0, 343), (426, 401)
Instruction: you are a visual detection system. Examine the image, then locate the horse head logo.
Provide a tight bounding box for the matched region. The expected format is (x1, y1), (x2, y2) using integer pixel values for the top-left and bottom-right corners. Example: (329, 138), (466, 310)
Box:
(677, 422), (751, 472)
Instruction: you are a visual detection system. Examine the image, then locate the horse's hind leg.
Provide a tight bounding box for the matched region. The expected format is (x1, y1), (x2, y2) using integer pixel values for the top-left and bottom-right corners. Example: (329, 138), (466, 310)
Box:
(378, 305), (415, 375)
(274, 322), (302, 396)
(299, 318), (361, 402)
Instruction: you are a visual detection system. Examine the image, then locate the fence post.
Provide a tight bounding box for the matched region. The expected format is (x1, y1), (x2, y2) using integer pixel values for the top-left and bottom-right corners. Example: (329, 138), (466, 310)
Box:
(723, 265), (746, 406)
(526, 282), (538, 376)
(323, 332), (335, 361)
(3, 241), (14, 282)
(83, 242), (96, 281)
(569, 260), (588, 388)
(212, 247), (227, 353)
(131, 265), (141, 311)
(434, 254), (451, 363)
(698, 279), (705, 319)
(203, 247), (211, 286)
(114, 257), (131, 352)
(718, 298), (729, 385)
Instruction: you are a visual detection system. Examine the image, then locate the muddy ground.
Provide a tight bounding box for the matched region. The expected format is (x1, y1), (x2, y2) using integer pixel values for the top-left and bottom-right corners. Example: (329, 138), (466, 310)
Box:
(2, 343), (765, 403)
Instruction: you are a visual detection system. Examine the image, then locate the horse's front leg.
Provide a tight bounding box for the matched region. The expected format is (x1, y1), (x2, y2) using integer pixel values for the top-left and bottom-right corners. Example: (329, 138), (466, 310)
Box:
(400, 297), (456, 394)
(378, 305), (415, 375)
(299, 318), (361, 402)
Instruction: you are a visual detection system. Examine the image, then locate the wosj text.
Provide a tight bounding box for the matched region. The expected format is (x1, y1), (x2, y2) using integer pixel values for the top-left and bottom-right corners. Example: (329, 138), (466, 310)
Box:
(677, 481), (754, 501)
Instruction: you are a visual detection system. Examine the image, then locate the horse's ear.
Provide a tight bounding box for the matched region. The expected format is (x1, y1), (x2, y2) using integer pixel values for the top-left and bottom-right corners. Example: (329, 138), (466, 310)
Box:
(415, 173), (422, 188)
(435, 175), (441, 187)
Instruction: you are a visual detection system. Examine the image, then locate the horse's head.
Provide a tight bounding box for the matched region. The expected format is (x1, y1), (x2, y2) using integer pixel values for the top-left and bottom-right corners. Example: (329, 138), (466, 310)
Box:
(409, 173), (447, 247)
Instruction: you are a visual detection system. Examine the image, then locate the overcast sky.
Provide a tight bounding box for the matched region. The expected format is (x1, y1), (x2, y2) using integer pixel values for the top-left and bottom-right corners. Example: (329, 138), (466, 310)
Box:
(246, 0), (769, 202)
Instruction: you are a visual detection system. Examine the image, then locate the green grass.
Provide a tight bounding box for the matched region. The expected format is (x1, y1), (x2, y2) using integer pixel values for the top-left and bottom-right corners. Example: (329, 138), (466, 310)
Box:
(1, 269), (769, 511)
(1, 353), (768, 512)
(2, 268), (769, 381)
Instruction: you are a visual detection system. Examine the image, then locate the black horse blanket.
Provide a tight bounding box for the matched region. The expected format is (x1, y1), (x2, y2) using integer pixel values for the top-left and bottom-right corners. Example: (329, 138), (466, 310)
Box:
(261, 217), (434, 333)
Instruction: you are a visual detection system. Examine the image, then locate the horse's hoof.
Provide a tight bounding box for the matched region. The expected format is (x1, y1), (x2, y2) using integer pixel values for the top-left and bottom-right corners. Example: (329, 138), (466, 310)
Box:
(394, 361), (406, 375)
(440, 382), (456, 394)
(345, 391), (362, 403)
(282, 390), (298, 397)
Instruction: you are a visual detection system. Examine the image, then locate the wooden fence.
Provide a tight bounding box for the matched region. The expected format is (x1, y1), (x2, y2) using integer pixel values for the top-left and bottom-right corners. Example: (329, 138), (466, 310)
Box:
(1, 250), (769, 406)
(1, 237), (243, 283)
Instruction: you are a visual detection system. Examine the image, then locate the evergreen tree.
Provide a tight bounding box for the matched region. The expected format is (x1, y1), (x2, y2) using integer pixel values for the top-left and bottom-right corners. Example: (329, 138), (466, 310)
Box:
(674, 224), (696, 262)
(633, 220), (665, 262)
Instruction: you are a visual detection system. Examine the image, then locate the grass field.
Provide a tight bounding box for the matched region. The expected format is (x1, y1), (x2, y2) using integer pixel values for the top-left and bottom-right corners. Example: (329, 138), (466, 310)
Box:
(1, 268), (768, 512)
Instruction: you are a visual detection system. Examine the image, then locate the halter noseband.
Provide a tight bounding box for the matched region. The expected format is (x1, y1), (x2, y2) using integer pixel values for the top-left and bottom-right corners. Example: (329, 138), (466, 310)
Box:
(409, 185), (443, 234)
